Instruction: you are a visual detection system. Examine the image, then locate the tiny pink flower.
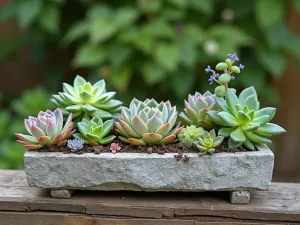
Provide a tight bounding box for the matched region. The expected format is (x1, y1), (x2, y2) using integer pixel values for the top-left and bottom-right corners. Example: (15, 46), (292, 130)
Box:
(110, 143), (121, 154)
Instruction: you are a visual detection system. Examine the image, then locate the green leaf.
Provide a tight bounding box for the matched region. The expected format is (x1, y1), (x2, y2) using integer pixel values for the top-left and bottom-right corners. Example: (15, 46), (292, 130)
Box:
(17, 0), (42, 28)
(242, 123), (260, 132)
(257, 123), (286, 135)
(171, 68), (195, 99)
(215, 97), (230, 113)
(218, 112), (240, 126)
(228, 138), (243, 149)
(109, 44), (133, 67)
(179, 43), (197, 66)
(258, 49), (287, 78)
(132, 31), (153, 54)
(142, 63), (167, 85)
(73, 44), (107, 67)
(292, 0), (300, 13)
(138, 0), (162, 13)
(63, 21), (88, 45)
(255, 107), (276, 120)
(244, 94), (259, 112)
(188, 0), (213, 14)
(255, 0), (284, 28)
(109, 67), (132, 91)
(245, 132), (272, 144)
(99, 135), (116, 144)
(230, 127), (246, 143)
(239, 87), (257, 106)
(182, 25), (205, 45)
(207, 111), (227, 126)
(225, 88), (239, 116)
(167, 0), (187, 8)
(252, 115), (270, 125)
(209, 25), (253, 46)
(38, 4), (59, 34)
(244, 138), (255, 151)
(237, 111), (251, 124)
(218, 127), (235, 137)
(115, 8), (139, 27)
(155, 44), (180, 71)
(89, 18), (118, 43)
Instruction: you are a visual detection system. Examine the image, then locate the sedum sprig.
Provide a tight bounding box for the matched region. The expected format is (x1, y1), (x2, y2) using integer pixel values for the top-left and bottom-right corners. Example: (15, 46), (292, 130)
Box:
(178, 125), (204, 147)
(205, 53), (244, 98)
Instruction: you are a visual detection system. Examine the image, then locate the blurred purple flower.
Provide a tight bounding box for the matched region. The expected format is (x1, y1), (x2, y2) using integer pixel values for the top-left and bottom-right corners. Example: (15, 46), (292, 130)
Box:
(228, 53), (239, 61)
(239, 64), (244, 69)
(208, 73), (219, 84)
(231, 75), (235, 80)
(205, 65), (212, 73)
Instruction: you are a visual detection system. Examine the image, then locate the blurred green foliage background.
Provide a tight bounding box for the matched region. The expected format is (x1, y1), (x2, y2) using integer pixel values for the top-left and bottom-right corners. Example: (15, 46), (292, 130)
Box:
(1, 0), (300, 169)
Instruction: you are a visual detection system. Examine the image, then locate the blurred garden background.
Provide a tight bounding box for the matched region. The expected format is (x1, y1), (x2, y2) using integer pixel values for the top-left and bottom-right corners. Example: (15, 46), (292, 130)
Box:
(0, 0), (299, 181)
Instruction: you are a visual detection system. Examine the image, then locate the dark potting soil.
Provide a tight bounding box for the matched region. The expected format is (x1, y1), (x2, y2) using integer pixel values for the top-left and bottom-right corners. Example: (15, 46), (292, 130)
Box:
(36, 138), (249, 155)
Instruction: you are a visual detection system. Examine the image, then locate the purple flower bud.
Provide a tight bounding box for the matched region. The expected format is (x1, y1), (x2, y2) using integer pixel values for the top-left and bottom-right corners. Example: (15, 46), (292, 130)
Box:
(205, 65), (212, 73)
(228, 53), (239, 61)
(231, 75), (235, 80)
(208, 73), (219, 85)
(239, 64), (244, 69)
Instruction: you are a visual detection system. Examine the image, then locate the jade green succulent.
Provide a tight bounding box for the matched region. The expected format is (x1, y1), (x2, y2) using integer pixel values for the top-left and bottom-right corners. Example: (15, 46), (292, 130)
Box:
(179, 91), (219, 130)
(51, 75), (122, 122)
(194, 129), (224, 155)
(15, 108), (75, 150)
(73, 116), (115, 145)
(178, 125), (204, 147)
(207, 87), (286, 150)
(115, 98), (183, 146)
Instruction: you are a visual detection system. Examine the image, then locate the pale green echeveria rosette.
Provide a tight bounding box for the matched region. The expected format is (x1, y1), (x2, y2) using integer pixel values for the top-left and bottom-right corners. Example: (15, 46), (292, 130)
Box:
(115, 98), (183, 146)
(15, 108), (75, 150)
(179, 91), (219, 130)
(194, 129), (224, 155)
(208, 87), (286, 150)
(51, 75), (122, 123)
(73, 116), (115, 145)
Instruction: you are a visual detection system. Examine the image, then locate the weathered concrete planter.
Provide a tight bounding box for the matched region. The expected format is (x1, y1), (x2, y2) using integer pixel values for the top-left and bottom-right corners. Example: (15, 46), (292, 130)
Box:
(24, 144), (274, 204)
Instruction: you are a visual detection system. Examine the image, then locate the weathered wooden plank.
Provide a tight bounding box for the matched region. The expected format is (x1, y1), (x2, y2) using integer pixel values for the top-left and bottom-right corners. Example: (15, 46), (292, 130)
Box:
(0, 170), (300, 223)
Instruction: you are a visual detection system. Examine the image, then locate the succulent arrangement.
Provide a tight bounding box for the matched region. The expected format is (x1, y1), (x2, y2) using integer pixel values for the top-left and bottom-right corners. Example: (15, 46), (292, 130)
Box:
(15, 108), (75, 150)
(51, 75), (122, 122)
(15, 54), (285, 156)
(194, 130), (224, 155)
(115, 98), (183, 146)
(205, 54), (286, 150)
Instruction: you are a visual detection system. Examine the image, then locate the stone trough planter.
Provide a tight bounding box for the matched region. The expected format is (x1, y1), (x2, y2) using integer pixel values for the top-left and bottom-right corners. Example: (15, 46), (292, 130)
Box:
(24, 144), (274, 204)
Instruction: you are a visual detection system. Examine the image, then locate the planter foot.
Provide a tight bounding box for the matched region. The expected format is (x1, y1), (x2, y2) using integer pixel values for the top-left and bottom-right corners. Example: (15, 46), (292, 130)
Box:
(50, 189), (74, 199)
(230, 190), (250, 204)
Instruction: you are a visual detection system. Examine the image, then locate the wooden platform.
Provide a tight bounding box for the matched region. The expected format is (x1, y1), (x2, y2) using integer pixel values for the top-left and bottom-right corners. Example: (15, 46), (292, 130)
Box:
(0, 170), (299, 225)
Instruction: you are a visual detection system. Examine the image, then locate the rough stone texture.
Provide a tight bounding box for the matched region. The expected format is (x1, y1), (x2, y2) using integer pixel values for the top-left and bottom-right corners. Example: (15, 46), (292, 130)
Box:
(230, 190), (250, 204)
(24, 144), (274, 193)
(50, 189), (73, 199)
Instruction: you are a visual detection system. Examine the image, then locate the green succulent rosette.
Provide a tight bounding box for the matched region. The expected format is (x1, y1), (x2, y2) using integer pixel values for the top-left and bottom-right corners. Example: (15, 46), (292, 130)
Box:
(208, 87), (286, 150)
(51, 75), (122, 122)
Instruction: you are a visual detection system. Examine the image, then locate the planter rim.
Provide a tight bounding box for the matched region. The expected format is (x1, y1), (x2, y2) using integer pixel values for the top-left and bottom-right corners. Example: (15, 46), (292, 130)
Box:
(24, 144), (272, 158)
